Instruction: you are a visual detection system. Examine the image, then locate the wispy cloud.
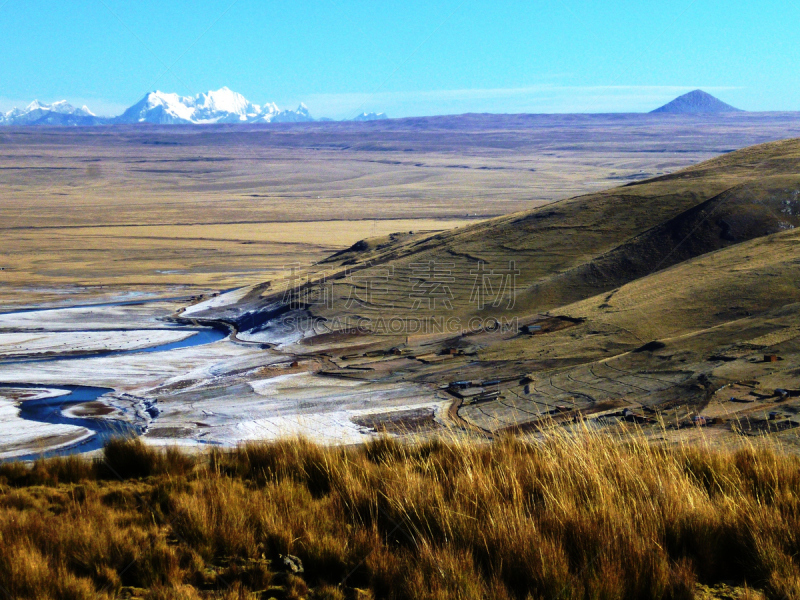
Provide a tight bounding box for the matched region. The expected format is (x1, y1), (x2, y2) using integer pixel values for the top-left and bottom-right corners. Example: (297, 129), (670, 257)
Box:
(303, 85), (742, 120)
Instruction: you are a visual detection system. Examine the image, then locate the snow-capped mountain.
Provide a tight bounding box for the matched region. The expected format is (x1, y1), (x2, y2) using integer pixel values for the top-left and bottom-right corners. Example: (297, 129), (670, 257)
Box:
(270, 102), (312, 123)
(0, 88), (353, 126)
(0, 100), (102, 126)
(353, 112), (388, 121)
(115, 87), (315, 124)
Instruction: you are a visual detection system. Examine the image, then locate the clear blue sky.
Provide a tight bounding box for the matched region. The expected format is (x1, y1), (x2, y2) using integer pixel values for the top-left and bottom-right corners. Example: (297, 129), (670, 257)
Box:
(0, 0), (797, 118)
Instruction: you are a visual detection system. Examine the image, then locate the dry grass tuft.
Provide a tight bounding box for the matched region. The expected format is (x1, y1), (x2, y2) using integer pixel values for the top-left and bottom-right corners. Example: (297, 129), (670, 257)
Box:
(0, 430), (799, 599)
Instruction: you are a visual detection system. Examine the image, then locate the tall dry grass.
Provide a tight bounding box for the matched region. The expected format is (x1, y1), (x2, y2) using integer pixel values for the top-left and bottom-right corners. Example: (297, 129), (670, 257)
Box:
(0, 429), (797, 599)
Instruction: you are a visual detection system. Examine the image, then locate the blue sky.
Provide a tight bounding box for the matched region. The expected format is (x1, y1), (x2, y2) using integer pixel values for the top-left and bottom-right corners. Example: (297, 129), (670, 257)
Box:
(0, 0), (797, 118)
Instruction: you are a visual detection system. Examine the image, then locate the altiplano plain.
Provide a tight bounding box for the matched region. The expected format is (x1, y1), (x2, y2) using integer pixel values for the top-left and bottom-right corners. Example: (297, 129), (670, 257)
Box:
(3, 113), (800, 459)
(4, 112), (800, 306)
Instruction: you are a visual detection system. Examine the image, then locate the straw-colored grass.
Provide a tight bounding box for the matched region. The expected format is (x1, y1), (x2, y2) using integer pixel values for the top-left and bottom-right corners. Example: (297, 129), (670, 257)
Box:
(0, 429), (796, 599)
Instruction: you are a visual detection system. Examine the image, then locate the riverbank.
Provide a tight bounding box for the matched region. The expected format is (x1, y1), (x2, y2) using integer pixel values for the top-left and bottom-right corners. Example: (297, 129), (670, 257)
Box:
(0, 294), (446, 460)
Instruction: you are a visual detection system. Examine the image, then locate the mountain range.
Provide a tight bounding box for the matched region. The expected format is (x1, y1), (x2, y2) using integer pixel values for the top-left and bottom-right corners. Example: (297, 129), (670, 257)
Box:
(0, 100), (106, 126)
(0, 88), (330, 126)
(0, 88), (745, 126)
(115, 88), (313, 124)
(353, 112), (389, 121)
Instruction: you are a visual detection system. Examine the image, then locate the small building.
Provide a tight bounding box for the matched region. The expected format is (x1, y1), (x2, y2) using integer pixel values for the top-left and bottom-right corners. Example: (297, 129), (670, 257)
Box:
(449, 381), (472, 390)
(764, 354), (780, 363)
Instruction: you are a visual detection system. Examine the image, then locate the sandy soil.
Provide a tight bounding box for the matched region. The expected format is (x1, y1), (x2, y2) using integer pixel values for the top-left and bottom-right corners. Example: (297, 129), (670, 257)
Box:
(0, 330), (195, 358)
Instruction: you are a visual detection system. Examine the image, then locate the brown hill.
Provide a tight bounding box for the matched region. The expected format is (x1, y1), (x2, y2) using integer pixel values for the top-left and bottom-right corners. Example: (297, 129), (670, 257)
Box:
(212, 138), (800, 328)
(194, 137), (800, 439)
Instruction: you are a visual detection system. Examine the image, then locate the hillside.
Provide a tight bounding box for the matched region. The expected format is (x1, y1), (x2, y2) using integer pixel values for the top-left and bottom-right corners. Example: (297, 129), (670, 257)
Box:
(9, 113), (800, 309)
(192, 138), (800, 441)
(217, 138), (800, 325)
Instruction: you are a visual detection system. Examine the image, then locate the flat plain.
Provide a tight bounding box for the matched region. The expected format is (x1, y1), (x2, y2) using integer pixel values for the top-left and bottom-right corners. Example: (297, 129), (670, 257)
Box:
(4, 111), (800, 308)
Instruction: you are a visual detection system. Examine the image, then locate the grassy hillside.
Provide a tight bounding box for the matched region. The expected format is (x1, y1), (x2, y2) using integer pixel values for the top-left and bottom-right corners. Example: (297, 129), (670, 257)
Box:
(188, 138), (800, 443)
(560, 227), (800, 342)
(241, 138), (800, 328)
(0, 434), (795, 600)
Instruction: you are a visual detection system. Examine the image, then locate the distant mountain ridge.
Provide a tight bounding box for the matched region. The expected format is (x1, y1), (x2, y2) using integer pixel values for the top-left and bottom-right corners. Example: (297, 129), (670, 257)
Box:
(651, 90), (742, 114)
(0, 100), (105, 126)
(353, 112), (389, 121)
(0, 88), (384, 126)
(116, 88), (314, 124)
(1, 87), (752, 126)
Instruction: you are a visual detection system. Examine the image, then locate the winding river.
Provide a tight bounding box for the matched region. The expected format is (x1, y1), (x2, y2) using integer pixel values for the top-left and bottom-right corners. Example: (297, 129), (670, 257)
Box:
(0, 297), (231, 460)
(0, 384), (138, 461)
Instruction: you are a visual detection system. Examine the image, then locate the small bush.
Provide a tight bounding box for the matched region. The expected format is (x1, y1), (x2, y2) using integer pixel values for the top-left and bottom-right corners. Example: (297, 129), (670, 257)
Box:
(98, 437), (196, 480)
(100, 437), (161, 479)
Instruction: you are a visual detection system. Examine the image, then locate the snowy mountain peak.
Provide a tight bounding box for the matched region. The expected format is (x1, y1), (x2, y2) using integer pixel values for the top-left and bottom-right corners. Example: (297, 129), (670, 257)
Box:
(1, 88), (327, 126)
(353, 112), (388, 121)
(194, 88), (260, 123)
(116, 88), (315, 125)
(1, 99), (99, 125)
(26, 100), (46, 111)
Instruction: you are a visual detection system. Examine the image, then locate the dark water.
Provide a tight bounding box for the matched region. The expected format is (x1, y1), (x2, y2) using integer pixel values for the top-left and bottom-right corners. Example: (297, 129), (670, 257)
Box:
(0, 295), (235, 460)
(140, 327), (227, 352)
(0, 384), (141, 461)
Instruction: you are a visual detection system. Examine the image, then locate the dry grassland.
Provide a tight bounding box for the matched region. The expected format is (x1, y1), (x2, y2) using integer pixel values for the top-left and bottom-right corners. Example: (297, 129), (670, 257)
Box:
(1, 430), (796, 600)
(0, 218), (473, 303)
(4, 113), (798, 307)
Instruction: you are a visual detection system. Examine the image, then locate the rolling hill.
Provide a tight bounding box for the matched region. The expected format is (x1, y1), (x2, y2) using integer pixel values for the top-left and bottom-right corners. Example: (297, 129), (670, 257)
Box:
(208, 138), (800, 326)
(192, 137), (800, 438)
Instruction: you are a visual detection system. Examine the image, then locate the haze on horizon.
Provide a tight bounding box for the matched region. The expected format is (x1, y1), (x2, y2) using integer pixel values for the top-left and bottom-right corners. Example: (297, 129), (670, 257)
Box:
(0, 0), (797, 119)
